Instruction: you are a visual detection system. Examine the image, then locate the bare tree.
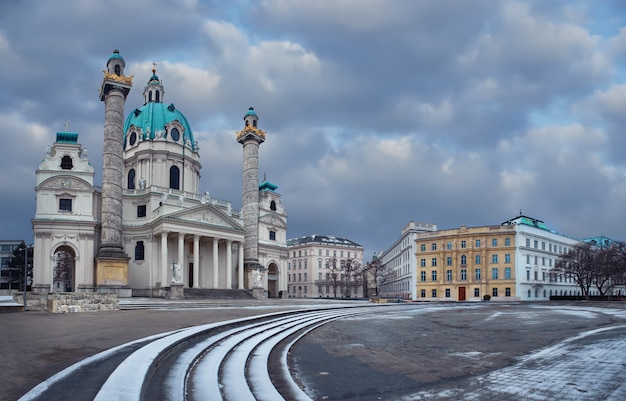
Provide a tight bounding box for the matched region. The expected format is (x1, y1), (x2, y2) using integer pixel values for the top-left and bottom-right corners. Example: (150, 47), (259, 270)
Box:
(326, 257), (341, 298)
(342, 258), (362, 298)
(555, 243), (597, 300)
(363, 257), (393, 297)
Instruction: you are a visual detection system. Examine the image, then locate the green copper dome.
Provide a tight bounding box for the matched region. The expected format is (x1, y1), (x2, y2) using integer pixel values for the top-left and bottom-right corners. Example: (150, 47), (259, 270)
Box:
(123, 67), (196, 151)
(124, 103), (195, 150)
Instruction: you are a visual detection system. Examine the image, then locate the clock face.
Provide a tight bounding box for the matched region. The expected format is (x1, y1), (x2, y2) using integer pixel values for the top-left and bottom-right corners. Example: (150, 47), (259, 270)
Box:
(171, 128), (180, 142)
(129, 132), (137, 145)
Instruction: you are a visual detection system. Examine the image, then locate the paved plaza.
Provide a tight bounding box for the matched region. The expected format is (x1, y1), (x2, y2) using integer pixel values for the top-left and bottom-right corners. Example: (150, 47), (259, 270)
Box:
(2, 300), (626, 400)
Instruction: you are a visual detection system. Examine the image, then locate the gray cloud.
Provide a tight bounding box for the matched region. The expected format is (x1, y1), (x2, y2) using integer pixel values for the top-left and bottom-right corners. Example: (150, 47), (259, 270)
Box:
(1, 0), (625, 257)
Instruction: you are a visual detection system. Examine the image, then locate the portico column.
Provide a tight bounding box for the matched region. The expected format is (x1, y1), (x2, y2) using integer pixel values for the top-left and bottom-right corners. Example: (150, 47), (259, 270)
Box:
(193, 235), (200, 288)
(226, 240), (233, 289)
(161, 231), (168, 285)
(238, 242), (244, 289)
(213, 238), (219, 288)
(177, 232), (184, 276)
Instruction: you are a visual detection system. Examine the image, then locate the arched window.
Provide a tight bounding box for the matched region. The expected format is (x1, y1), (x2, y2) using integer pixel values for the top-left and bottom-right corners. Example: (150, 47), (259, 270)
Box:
(155, 90), (160, 102)
(148, 92), (152, 102)
(60, 155), (73, 170)
(270, 200), (276, 211)
(253, 120), (257, 127)
(128, 169), (136, 190)
(169, 166), (180, 190)
(114, 65), (121, 75)
(135, 241), (145, 260)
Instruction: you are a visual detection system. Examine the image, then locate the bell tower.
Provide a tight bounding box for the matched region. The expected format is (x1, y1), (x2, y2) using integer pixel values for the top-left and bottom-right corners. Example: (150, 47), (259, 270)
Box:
(236, 107), (265, 285)
(96, 49), (133, 296)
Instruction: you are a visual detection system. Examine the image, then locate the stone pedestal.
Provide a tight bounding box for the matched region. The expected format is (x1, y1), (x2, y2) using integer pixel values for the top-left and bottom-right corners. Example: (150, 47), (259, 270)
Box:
(252, 287), (267, 300)
(95, 256), (131, 297)
(168, 283), (185, 300)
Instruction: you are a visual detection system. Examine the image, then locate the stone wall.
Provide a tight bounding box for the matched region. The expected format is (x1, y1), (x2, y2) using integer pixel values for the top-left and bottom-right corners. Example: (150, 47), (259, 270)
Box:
(15, 292), (119, 313)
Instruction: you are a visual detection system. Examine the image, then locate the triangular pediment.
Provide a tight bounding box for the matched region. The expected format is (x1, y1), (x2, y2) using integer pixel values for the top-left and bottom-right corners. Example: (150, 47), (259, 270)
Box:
(165, 203), (244, 232)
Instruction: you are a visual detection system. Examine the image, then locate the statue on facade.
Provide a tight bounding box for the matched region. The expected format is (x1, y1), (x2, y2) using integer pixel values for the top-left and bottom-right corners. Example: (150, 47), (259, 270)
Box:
(252, 268), (263, 288)
(171, 263), (182, 284)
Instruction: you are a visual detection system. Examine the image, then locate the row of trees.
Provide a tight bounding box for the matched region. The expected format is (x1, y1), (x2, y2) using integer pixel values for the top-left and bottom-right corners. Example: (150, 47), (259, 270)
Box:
(556, 242), (626, 299)
(319, 256), (394, 298)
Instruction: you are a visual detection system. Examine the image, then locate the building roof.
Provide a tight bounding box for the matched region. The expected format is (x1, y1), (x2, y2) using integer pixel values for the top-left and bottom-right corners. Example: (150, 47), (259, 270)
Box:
(501, 215), (551, 231)
(287, 234), (362, 248)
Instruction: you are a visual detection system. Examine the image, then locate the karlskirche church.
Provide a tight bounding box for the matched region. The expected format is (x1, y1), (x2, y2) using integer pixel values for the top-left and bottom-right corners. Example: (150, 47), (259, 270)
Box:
(31, 50), (288, 298)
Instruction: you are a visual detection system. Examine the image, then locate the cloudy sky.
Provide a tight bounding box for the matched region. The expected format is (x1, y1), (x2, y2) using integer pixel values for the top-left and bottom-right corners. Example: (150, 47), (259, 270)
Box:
(1, 0), (626, 257)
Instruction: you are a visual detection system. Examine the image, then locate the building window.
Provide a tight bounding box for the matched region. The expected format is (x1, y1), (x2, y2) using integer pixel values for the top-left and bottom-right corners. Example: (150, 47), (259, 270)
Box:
(492, 268), (498, 279)
(420, 271), (426, 282)
(59, 198), (72, 212)
(474, 288), (480, 297)
(431, 258), (437, 266)
(60, 155), (73, 170)
(304, 273), (307, 281)
(505, 238), (511, 246)
(492, 238), (498, 247)
(492, 288), (498, 297)
(269, 230), (276, 241)
(170, 127), (180, 142)
(432, 289), (437, 298)
(421, 289), (426, 298)
(446, 270), (452, 281)
(475, 239), (481, 248)
(534, 240), (538, 248)
(298, 273), (301, 281)
(420, 244), (426, 252)
(492, 254), (498, 264)
(169, 166), (180, 190)
(420, 258), (426, 267)
(127, 169), (136, 189)
(461, 240), (466, 249)
(304, 260), (307, 269)
(431, 243), (437, 251)
(505, 254), (511, 263)
(446, 256), (452, 266)
(446, 241), (452, 250)
(431, 270), (437, 281)
(542, 242), (546, 250)
(137, 205), (146, 217)
(505, 267), (511, 279)
(445, 289), (451, 297)
(461, 269), (467, 280)
(505, 287), (511, 296)
(475, 268), (481, 280)
(527, 270), (530, 280)
(270, 200), (276, 211)
(135, 241), (145, 260)
(475, 255), (481, 264)
(461, 255), (467, 265)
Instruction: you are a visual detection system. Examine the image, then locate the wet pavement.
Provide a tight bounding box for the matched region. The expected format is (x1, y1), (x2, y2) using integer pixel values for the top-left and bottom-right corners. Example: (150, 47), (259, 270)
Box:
(2, 300), (626, 401)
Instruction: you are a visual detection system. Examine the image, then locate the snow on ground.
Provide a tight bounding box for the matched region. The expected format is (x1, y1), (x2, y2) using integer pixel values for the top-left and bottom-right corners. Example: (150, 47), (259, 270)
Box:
(403, 324), (626, 401)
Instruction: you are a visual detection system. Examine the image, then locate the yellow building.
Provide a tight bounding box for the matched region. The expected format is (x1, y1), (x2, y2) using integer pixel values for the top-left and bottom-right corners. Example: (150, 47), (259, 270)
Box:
(415, 224), (518, 301)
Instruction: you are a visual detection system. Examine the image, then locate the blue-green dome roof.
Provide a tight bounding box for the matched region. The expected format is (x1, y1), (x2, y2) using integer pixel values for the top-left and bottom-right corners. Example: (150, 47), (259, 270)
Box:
(108, 49), (124, 62)
(246, 107), (257, 116)
(124, 102), (195, 151)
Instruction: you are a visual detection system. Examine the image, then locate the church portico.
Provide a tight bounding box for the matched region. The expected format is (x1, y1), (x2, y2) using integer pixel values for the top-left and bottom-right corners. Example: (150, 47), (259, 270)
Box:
(129, 228), (245, 294)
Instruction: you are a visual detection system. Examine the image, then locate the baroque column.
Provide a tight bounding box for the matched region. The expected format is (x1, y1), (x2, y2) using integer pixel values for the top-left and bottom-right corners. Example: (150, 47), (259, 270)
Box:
(95, 50), (133, 296)
(236, 107), (265, 278)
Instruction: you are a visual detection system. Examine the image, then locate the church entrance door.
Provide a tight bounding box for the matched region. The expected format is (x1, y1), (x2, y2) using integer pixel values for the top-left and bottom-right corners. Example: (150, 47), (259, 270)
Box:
(267, 263), (278, 298)
(53, 248), (75, 292)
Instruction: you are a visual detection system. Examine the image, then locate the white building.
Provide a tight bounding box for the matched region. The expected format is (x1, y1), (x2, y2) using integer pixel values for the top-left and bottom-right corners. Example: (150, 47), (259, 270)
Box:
(503, 215), (583, 300)
(31, 51), (288, 297)
(286, 235), (364, 298)
(378, 221), (437, 300)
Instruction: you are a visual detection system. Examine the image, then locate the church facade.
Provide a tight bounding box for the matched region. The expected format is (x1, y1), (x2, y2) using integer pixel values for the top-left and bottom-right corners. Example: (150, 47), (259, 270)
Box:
(31, 50), (288, 298)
